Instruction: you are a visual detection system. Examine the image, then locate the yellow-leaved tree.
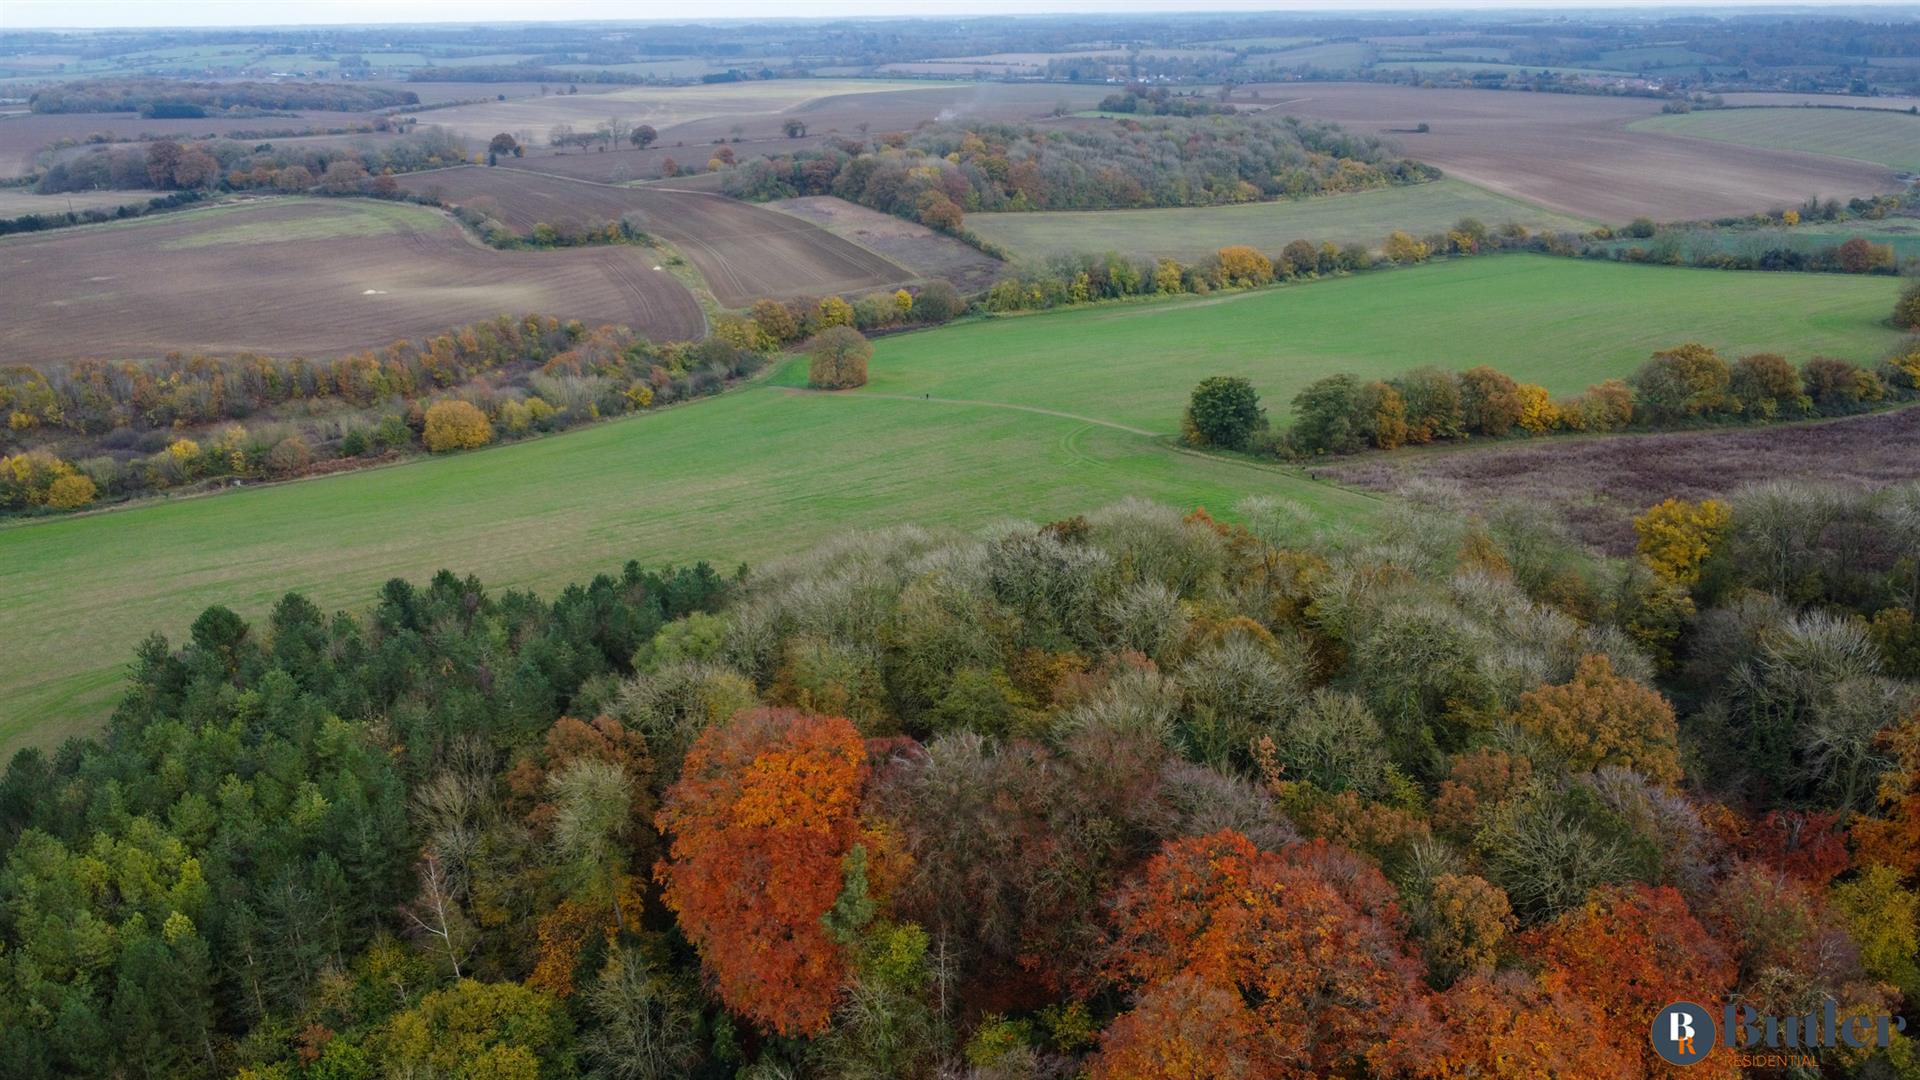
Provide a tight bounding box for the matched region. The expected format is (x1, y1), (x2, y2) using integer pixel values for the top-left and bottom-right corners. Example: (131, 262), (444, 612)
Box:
(1633, 497), (1730, 587)
(423, 400), (493, 453)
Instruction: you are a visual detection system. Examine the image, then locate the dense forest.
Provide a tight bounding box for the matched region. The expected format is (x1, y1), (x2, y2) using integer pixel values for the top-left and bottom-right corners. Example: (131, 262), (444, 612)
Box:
(723, 115), (1436, 229)
(2, 488), (1916, 1077)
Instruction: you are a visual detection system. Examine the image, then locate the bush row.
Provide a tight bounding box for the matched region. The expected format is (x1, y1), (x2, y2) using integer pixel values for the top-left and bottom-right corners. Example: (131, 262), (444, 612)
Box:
(1182, 342), (1920, 457)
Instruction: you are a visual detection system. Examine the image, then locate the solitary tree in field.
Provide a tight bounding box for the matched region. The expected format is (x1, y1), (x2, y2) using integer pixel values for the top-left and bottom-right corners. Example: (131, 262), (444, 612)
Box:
(808, 327), (872, 390)
(783, 119), (808, 138)
(630, 124), (658, 149)
(487, 133), (519, 162)
(1185, 375), (1265, 450)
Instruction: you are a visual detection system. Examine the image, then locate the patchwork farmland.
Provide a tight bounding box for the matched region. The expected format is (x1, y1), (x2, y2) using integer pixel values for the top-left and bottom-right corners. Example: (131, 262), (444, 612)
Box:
(0, 197), (705, 363)
(400, 165), (916, 304)
(1228, 82), (1908, 221)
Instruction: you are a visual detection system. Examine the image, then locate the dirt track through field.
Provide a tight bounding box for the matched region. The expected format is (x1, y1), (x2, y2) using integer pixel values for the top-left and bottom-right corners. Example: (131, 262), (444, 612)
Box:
(401, 164), (914, 305)
(0, 198), (705, 364)
(1229, 83), (1904, 222)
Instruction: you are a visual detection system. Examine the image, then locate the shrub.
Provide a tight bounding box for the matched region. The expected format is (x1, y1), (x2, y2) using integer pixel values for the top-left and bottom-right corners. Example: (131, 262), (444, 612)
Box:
(422, 400), (493, 452)
(1728, 353), (1807, 419)
(807, 327), (872, 390)
(913, 280), (964, 323)
(1893, 279), (1920, 330)
(1458, 365), (1523, 437)
(1286, 374), (1361, 455)
(1390, 367), (1463, 443)
(1185, 376), (1266, 451)
(1632, 343), (1730, 422)
(45, 473), (97, 509)
(265, 436), (311, 476)
(1802, 356), (1883, 415)
(1215, 245), (1273, 287)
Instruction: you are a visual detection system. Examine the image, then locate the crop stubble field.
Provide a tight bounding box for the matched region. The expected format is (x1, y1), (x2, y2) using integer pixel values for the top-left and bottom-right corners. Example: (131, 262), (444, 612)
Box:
(967, 178), (1596, 261)
(0, 197), (706, 363)
(1629, 107), (1920, 174)
(0, 255), (1900, 753)
(399, 165), (916, 304)
(1226, 82), (1906, 221)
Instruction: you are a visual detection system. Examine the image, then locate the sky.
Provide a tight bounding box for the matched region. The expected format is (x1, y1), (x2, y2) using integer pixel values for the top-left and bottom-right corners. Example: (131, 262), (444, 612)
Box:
(5, 0), (1916, 30)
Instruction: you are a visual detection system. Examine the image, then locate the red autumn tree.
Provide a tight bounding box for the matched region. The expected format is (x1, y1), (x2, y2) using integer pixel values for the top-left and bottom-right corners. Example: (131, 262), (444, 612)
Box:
(1087, 973), (1264, 1080)
(1521, 885), (1737, 1078)
(655, 708), (877, 1036)
(1429, 971), (1635, 1079)
(1095, 831), (1440, 1079)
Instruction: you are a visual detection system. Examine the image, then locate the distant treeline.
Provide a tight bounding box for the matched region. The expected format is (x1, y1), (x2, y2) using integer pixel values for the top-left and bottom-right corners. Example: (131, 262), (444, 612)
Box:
(27, 79), (418, 114)
(34, 126), (467, 195)
(0, 189), (206, 237)
(724, 115), (1436, 232)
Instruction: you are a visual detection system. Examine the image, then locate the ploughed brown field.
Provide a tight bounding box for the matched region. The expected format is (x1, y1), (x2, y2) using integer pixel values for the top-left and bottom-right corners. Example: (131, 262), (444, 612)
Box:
(1225, 82), (1905, 222)
(399, 164), (914, 305)
(0, 110), (378, 177)
(0, 197), (706, 365)
(764, 195), (1005, 293)
(1320, 406), (1920, 554)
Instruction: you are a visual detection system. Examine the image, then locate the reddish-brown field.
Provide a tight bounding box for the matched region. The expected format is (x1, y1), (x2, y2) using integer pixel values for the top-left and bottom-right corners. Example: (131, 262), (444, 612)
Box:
(398, 165), (914, 305)
(0, 197), (705, 364)
(1321, 407), (1920, 554)
(0, 110), (375, 177)
(1226, 82), (1904, 222)
(765, 195), (1004, 292)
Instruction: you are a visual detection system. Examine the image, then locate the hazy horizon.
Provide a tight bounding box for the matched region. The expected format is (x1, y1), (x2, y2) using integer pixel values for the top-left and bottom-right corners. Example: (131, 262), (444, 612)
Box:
(6, 0), (1919, 32)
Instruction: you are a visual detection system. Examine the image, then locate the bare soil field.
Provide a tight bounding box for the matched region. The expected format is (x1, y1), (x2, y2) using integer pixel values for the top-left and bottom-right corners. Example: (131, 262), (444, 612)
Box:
(398, 165), (914, 305)
(1321, 406), (1920, 554)
(1226, 83), (1904, 222)
(0, 110), (374, 177)
(0, 197), (704, 364)
(763, 195), (1005, 292)
(395, 79), (941, 148)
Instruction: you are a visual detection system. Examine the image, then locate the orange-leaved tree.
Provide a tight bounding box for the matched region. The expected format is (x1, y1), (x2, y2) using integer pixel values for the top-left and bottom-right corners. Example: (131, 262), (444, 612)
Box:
(1520, 884), (1737, 1078)
(655, 707), (883, 1036)
(1511, 653), (1682, 785)
(1428, 970), (1635, 1079)
(1092, 831), (1440, 1079)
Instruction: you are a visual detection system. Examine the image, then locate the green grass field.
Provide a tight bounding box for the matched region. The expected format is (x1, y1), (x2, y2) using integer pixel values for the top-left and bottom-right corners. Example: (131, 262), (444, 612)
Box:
(1631, 108), (1920, 173)
(0, 256), (1901, 754)
(967, 180), (1597, 262)
(1603, 219), (1920, 262)
(839, 256), (1903, 433)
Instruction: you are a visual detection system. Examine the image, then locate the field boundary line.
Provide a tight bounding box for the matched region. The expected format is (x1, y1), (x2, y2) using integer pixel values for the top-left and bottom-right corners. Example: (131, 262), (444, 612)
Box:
(784, 387), (1157, 436)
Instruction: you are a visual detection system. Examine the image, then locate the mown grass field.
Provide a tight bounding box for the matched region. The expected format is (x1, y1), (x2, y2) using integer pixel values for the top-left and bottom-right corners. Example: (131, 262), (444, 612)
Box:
(0, 255), (1902, 753)
(966, 180), (1597, 262)
(1631, 108), (1920, 173)
(837, 255), (1906, 433)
